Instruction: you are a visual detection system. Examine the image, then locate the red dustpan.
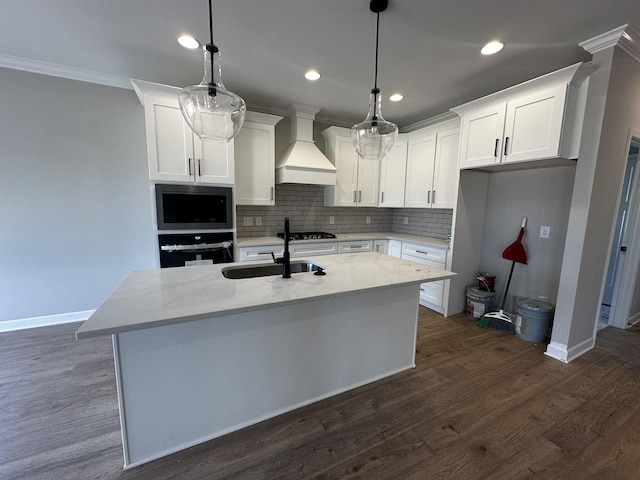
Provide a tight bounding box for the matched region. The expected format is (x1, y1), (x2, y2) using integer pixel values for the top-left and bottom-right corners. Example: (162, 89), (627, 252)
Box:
(502, 217), (528, 265)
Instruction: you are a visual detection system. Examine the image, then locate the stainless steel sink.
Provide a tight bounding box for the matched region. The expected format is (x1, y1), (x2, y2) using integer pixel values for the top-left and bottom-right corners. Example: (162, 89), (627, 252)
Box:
(221, 260), (325, 279)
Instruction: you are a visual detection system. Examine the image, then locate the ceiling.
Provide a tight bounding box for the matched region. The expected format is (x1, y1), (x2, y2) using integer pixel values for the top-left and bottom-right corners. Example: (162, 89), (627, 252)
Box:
(2, 0), (639, 128)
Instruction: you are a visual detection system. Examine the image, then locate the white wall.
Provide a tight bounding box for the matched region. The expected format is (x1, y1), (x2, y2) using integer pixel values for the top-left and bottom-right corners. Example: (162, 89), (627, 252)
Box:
(550, 47), (640, 360)
(0, 68), (157, 324)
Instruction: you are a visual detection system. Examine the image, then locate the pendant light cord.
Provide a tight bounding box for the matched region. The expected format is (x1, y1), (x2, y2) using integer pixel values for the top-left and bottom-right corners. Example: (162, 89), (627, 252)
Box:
(372, 10), (380, 119)
(207, 0), (218, 96)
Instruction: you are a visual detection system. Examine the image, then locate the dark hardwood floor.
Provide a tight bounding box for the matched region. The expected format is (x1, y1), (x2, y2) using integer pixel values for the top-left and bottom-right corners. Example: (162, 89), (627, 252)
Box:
(2, 308), (640, 479)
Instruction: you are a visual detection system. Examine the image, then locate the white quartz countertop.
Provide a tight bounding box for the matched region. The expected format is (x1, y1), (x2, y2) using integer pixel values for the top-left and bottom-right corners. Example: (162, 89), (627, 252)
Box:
(237, 232), (450, 249)
(76, 252), (455, 339)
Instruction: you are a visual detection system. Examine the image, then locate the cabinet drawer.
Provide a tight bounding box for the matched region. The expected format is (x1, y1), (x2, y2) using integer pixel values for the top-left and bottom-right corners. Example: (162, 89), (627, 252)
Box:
(339, 240), (373, 254)
(419, 281), (444, 307)
(290, 242), (338, 257)
(239, 244), (283, 262)
(401, 243), (447, 265)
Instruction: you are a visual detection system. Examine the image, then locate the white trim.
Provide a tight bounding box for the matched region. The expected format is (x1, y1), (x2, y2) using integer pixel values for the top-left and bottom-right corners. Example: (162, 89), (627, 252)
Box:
(580, 25), (629, 54)
(0, 310), (95, 333)
(0, 53), (132, 90)
(545, 336), (595, 363)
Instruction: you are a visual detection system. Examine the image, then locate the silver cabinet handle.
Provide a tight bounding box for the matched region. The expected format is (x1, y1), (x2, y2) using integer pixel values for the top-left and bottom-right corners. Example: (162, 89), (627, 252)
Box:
(381, 192), (385, 203)
(353, 191), (357, 203)
(432, 190), (436, 204)
(359, 191), (362, 202)
(427, 190), (431, 204)
(270, 187), (274, 201)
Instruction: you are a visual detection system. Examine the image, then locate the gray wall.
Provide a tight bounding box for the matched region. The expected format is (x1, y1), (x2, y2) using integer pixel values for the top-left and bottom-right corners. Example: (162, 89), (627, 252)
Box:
(0, 68), (156, 323)
(479, 166), (575, 312)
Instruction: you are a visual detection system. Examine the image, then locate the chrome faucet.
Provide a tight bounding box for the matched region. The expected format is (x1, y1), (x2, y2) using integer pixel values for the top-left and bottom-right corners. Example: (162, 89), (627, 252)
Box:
(273, 217), (291, 278)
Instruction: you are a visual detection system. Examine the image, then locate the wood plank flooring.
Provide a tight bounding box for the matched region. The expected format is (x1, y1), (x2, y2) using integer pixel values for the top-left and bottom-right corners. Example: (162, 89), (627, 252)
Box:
(1, 308), (640, 479)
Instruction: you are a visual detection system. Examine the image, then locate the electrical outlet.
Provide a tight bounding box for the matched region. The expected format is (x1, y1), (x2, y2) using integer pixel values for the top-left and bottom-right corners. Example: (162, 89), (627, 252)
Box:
(366, 216), (371, 224)
(329, 216), (335, 225)
(404, 217), (409, 225)
(540, 225), (550, 238)
(243, 217), (253, 226)
(255, 217), (262, 226)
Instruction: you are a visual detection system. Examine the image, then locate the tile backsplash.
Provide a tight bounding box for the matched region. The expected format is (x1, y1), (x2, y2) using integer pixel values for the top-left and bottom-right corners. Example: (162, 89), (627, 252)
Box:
(236, 184), (452, 239)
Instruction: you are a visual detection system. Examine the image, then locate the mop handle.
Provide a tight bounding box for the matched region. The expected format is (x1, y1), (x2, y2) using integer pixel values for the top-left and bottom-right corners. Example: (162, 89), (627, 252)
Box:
(500, 261), (516, 310)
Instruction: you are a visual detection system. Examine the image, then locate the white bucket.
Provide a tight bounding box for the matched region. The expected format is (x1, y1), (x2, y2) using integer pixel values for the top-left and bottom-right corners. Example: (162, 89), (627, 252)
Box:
(466, 286), (496, 319)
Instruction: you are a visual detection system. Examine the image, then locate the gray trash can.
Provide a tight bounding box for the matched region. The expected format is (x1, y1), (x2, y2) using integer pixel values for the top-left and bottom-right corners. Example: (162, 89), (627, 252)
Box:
(515, 298), (554, 343)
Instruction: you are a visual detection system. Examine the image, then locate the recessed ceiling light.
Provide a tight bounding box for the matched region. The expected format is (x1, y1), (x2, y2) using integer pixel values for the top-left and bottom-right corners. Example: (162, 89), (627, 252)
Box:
(389, 93), (404, 102)
(481, 40), (504, 55)
(177, 34), (201, 49)
(305, 69), (321, 81)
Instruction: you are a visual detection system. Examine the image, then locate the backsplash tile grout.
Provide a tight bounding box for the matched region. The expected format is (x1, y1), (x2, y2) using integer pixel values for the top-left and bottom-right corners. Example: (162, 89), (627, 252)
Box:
(236, 184), (452, 239)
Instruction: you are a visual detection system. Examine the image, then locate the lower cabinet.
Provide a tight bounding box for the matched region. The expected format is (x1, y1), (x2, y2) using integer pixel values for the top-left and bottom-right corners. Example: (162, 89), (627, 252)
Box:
(373, 240), (388, 254)
(339, 240), (373, 254)
(400, 242), (448, 313)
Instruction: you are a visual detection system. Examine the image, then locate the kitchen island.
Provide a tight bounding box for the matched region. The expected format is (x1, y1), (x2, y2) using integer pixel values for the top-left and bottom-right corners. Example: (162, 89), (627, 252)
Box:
(76, 252), (455, 469)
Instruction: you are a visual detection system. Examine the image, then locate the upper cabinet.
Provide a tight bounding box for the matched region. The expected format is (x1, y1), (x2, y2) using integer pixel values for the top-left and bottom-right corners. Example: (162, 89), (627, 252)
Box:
(378, 135), (408, 208)
(132, 80), (234, 185)
(453, 63), (592, 170)
(323, 126), (379, 207)
(234, 111), (283, 206)
(404, 119), (460, 209)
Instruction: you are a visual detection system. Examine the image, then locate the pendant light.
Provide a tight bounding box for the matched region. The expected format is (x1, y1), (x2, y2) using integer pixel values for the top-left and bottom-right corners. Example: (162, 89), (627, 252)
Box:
(351, 0), (398, 161)
(179, 0), (246, 142)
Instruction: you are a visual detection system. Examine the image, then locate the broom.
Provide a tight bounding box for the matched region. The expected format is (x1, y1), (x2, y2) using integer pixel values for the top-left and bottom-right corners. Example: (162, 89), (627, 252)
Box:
(477, 217), (528, 332)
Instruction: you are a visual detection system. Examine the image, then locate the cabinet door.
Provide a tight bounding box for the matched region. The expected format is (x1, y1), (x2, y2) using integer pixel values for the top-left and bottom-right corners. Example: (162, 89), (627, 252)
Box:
(145, 98), (194, 182)
(432, 128), (460, 209)
(458, 102), (506, 169)
(404, 131), (436, 208)
(502, 84), (567, 164)
(374, 240), (388, 254)
(235, 121), (275, 204)
(356, 156), (380, 207)
(388, 240), (402, 258)
(333, 134), (359, 206)
(378, 138), (408, 207)
(194, 138), (234, 185)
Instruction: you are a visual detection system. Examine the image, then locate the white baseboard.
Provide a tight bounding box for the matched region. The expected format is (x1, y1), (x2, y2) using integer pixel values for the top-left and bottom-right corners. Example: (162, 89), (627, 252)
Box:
(545, 336), (595, 363)
(0, 310), (95, 333)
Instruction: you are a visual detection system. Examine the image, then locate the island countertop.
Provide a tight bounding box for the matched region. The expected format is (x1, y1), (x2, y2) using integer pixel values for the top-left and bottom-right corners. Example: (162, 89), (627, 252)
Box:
(76, 252), (455, 339)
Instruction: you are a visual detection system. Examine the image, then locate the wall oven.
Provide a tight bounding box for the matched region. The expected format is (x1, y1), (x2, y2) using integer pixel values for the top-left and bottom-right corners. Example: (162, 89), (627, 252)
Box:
(155, 183), (233, 230)
(158, 233), (233, 268)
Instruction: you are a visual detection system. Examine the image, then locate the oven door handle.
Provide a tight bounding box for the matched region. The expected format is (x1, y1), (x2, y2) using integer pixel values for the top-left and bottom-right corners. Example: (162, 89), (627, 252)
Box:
(160, 241), (233, 253)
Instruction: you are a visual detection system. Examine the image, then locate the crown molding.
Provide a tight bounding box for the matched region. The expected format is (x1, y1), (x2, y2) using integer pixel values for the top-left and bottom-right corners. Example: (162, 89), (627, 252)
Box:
(401, 111), (459, 133)
(0, 53), (132, 89)
(580, 24), (640, 63)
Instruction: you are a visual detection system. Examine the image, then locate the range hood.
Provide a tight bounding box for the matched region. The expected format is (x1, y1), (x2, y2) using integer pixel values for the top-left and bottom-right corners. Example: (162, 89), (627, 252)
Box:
(276, 104), (337, 185)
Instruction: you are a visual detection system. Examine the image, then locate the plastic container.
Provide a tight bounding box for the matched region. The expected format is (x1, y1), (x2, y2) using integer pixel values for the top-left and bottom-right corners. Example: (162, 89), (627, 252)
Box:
(477, 273), (495, 292)
(466, 286), (496, 319)
(515, 298), (555, 343)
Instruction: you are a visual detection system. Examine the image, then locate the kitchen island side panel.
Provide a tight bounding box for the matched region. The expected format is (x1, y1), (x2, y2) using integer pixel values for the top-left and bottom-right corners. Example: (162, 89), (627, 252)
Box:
(114, 283), (420, 468)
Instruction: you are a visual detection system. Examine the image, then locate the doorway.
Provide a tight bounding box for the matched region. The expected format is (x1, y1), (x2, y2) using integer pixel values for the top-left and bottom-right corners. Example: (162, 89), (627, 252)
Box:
(601, 134), (640, 329)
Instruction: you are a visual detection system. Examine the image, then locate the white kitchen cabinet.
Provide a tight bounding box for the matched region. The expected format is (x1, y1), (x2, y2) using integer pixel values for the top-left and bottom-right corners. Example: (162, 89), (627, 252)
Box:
(404, 120), (460, 209)
(401, 242), (448, 313)
(323, 126), (379, 207)
(290, 242), (338, 257)
(234, 111), (283, 206)
(454, 63), (592, 170)
(339, 240), (373, 254)
(388, 240), (402, 258)
(378, 136), (408, 208)
(141, 93), (234, 185)
(374, 240), (388, 254)
(238, 244), (284, 262)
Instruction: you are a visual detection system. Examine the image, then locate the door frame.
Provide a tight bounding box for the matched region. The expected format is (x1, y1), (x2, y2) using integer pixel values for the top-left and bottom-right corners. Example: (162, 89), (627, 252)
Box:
(607, 129), (640, 329)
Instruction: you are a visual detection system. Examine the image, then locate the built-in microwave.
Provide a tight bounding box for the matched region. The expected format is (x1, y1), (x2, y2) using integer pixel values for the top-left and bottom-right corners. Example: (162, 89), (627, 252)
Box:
(155, 183), (233, 230)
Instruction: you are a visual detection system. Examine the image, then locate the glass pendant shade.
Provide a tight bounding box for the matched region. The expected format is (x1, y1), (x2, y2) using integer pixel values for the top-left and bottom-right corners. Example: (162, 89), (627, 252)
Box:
(179, 44), (246, 142)
(351, 88), (398, 160)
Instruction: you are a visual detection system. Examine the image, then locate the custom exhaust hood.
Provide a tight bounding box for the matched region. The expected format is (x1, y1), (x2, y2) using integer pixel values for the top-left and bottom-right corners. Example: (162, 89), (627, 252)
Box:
(275, 104), (337, 185)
